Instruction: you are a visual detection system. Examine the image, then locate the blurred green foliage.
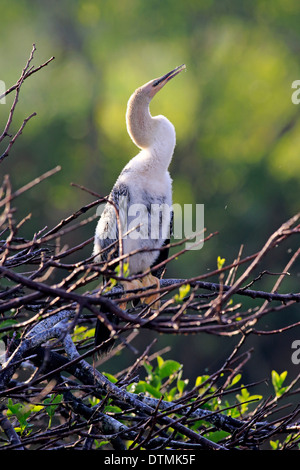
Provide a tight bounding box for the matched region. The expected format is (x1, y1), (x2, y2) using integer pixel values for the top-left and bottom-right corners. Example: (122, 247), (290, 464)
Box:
(0, 0), (299, 383)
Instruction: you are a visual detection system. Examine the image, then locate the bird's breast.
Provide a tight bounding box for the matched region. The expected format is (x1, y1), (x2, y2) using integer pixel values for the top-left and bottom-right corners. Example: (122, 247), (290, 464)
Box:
(120, 164), (172, 202)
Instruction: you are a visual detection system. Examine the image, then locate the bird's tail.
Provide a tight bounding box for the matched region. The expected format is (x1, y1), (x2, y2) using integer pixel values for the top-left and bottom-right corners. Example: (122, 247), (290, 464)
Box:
(94, 311), (119, 354)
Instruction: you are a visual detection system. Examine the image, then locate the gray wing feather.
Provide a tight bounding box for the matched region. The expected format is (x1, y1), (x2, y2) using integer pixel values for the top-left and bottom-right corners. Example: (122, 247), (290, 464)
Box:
(94, 183), (130, 263)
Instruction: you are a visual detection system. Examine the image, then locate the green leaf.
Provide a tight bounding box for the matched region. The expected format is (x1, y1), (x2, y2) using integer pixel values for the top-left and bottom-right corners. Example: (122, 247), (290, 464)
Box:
(127, 382), (146, 394)
(6, 399), (37, 435)
(72, 325), (94, 342)
(104, 405), (122, 413)
(156, 355), (164, 369)
(144, 382), (162, 398)
(177, 378), (189, 395)
(102, 372), (118, 383)
(114, 261), (129, 278)
(208, 430), (230, 443)
(149, 374), (161, 390)
(174, 284), (190, 303)
(30, 405), (44, 413)
(157, 359), (181, 380)
(130, 381), (162, 398)
(271, 370), (288, 397)
(89, 396), (100, 406)
(143, 362), (153, 375)
(270, 439), (280, 450)
(107, 278), (117, 289)
(179, 284), (191, 299)
(227, 373), (242, 389)
(236, 386), (262, 414)
(0, 320), (18, 339)
(44, 394), (63, 428)
(217, 256), (226, 270)
(166, 386), (178, 401)
(195, 374), (210, 391)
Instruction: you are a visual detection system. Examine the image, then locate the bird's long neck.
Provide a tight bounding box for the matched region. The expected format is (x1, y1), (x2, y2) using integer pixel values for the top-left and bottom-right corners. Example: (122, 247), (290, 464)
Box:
(126, 90), (153, 149)
(126, 89), (176, 173)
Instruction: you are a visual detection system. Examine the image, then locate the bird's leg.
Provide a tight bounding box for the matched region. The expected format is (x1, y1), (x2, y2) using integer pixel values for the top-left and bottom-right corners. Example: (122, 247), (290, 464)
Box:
(119, 279), (144, 310)
(118, 275), (161, 310)
(140, 273), (161, 309)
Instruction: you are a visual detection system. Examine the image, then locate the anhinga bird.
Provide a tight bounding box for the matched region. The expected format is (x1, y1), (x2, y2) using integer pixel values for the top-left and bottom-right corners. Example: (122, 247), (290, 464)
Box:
(93, 64), (186, 350)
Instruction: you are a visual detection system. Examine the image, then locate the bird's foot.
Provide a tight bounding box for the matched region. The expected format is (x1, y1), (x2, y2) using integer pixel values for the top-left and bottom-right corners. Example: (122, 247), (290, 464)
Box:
(140, 273), (161, 309)
(119, 279), (144, 310)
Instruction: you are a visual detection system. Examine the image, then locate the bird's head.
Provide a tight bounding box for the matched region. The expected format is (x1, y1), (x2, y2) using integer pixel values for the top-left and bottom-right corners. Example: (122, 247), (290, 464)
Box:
(126, 64), (186, 150)
(141, 63), (186, 99)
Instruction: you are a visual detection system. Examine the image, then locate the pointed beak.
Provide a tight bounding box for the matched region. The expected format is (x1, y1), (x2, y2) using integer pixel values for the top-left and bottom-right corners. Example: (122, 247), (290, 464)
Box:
(152, 64), (186, 89)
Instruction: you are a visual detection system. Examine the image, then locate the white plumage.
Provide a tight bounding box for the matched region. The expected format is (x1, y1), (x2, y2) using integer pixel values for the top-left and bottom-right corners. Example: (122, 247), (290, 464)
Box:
(94, 64), (185, 276)
(93, 64), (185, 350)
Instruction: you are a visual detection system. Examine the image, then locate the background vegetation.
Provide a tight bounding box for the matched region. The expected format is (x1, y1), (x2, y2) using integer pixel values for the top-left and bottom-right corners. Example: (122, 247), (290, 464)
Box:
(0, 0), (299, 439)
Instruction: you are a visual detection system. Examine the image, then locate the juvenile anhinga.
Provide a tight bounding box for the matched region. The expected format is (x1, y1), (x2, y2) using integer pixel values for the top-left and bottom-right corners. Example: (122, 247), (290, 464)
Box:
(93, 64), (186, 350)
